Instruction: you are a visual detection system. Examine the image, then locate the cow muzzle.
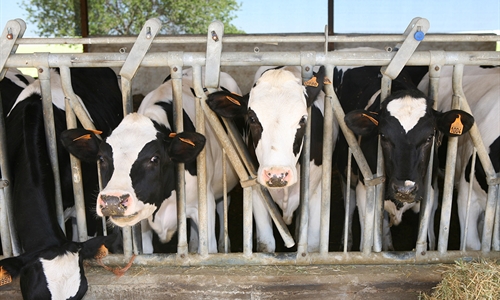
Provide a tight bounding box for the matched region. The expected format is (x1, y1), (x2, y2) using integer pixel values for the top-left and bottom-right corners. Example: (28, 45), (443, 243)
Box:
(99, 194), (130, 216)
(392, 180), (418, 203)
(261, 167), (294, 188)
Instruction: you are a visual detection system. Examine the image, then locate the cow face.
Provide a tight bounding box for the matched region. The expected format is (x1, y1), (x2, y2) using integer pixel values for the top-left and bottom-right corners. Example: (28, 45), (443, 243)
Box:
(61, 113), (206, 228)
(207, 66), (325, 189)
(345, 89), (474, 205)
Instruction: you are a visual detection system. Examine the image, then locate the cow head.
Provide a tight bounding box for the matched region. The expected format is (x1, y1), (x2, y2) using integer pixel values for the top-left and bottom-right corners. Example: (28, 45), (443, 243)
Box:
(207, 66), (325, 188)
(61, 113), (206, 229)
(345, 89), (474, 205)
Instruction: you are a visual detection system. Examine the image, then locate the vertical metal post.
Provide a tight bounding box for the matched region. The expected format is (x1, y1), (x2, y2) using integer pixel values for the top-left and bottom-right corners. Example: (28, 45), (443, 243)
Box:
(192, 65), (209, 256)
(438, 65), (463, 253)
(38, 64), (66, 235)
(319, 65), (335, 254)
(169, 65), (189, 257)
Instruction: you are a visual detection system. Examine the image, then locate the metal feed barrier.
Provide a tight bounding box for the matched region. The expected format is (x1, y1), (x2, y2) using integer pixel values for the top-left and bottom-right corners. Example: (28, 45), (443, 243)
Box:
(1, 17), (500, 266)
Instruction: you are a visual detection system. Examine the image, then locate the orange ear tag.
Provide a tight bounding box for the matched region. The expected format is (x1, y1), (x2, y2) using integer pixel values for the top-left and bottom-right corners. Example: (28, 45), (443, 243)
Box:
(304, 76), (319, 87)
(450, 114), (464, 135)
(362, 113), (379, 126)
(226, 96), (241, 106)
(73, 134), (92, 142)
(169, 133), (177, 138)
(179, 137), (196, 147)
(94, 244), (109, 260)
(0, 266), (12, 286)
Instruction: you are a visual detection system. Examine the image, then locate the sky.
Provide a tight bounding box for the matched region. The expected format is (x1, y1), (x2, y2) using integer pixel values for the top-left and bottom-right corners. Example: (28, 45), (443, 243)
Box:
(1, 0), (499, 37)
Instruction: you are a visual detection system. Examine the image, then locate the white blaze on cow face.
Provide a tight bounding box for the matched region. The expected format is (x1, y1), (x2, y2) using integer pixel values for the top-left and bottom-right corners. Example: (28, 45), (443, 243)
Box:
(97, 113), (158, 226)
(249, 68), (308, 188)
(386, 96), (427, 133)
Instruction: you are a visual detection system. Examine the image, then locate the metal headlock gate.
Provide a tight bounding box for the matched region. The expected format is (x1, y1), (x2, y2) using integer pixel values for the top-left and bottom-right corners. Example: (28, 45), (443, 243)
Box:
(1, 17), (500, 266)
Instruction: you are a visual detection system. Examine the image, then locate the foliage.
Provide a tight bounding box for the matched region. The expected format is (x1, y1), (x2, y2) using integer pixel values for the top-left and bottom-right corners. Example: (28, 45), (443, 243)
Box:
(22, 0), (245, 36)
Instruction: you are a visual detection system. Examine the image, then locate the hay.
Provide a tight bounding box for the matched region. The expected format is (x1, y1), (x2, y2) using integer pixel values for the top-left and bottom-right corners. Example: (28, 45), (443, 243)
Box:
(420, 259), (500, 300)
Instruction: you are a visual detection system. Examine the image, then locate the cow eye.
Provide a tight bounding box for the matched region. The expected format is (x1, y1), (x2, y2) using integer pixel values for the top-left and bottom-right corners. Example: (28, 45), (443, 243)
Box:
(299, 115), (307, 126)
(98, 155), (105, 164)
(150, 155), (160, 164)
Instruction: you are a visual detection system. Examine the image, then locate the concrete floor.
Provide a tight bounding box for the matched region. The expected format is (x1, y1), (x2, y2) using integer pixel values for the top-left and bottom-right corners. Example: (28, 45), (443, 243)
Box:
(0, 262), (446, 299)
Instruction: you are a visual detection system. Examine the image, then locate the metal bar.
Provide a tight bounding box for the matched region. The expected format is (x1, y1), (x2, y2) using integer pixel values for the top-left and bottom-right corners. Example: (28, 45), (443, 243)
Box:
(38, 64), (66, 235)
(169, 65), (189, 257)
(438, 65), (464, 253)
(3, 51), (500, 69)
(0, 19), (26, 79)
(319, 65), (335, 254)
(296, 105), (312, 257)
(205, 21), (223, 90)
(416, 138), (436, 255)
(0, 79), (16, 257)
(192, 65), (208, 255)
(90, 250), (500, 267)
(63, 93), (88, 242)
(10, 33), (500, 46)
(243, 186), (253, 256)
(222, 150), (229, 253)
(462, 148), (477, 251)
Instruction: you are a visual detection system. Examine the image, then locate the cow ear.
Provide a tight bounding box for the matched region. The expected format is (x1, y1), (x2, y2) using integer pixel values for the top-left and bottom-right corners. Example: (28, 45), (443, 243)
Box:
(437, 110), (474, 137)
(344, 110), (379, 136)
(206, 90), (249, 118)
(61, 128), (101, 162)
(168, 132), (206, 163)
(304, 66), (326, 107)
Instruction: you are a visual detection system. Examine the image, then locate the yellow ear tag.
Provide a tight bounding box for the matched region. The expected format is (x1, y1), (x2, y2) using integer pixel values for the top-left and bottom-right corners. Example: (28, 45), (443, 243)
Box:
(179, 137), (196, 147)
(450, 114), (464, 135)
(304, 76), (319, 87)
(226, 96), (241, 106)
(362, 113), (379, 126)
(324, 77), (332, 85)
(0, 266), (12, 286)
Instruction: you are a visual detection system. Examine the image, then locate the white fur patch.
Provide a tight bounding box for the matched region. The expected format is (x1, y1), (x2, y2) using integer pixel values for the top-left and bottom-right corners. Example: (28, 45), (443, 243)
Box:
(386, 96), (427, 133)
(40, 251), (81, 299)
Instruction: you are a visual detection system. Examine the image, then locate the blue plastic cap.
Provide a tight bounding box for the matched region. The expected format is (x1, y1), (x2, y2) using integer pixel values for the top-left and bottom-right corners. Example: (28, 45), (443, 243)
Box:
(414, 31), (425, 41)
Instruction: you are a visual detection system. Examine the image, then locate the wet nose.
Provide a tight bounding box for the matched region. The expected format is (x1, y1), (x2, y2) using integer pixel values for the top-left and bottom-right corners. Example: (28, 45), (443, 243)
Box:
(99, 193), (130, 216)
(262, 167), (293, 188)
(392, 180), (417, 200)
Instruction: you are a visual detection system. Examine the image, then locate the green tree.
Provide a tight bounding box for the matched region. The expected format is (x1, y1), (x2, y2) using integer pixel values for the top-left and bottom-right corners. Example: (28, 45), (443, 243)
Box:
(22, 0), (245, 36)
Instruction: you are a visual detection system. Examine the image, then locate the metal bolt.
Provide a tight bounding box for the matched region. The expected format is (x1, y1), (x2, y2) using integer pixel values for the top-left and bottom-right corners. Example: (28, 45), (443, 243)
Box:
(421, 251), (426, 256)
(434, 66), (440, 71)
(254, 47), (260, 53)
(38, 68), (44, 73)
(305, 66), (310, 72)
(7, 28), (13, 39)
(301, 252), (306, 257)
(0, 179), (9, 188)
(180, 254), (185, 258)
(211, 30), (219, 42)
(146, 27), (152, 39)
(173, 67), (178, 72)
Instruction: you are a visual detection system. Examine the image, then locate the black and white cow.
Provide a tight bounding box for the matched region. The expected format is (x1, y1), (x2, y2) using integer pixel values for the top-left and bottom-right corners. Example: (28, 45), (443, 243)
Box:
(418, 65), (500, 250)
(207, 66), (333, 252)
(62, 68), (241, 254)
(337, 65), (474, 251)
(0, 68), (34, 118)
(0, 67), (123, 299)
